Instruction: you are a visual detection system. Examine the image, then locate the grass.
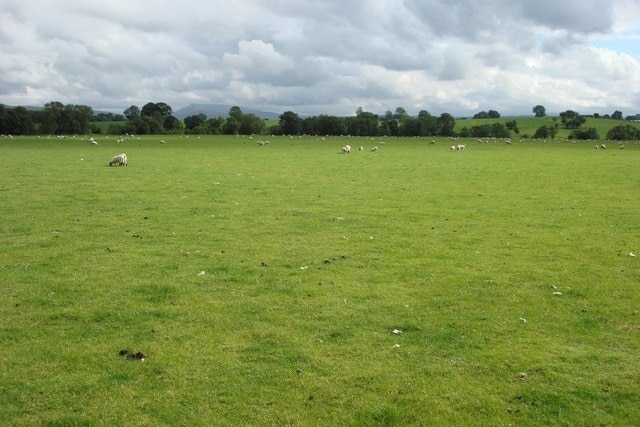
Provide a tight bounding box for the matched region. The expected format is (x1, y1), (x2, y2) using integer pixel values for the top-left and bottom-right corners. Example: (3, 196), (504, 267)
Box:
(0, 135), (639, 425)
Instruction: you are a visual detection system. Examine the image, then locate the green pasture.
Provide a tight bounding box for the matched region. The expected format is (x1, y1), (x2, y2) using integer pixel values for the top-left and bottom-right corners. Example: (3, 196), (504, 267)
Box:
(0, 135), (638, 425)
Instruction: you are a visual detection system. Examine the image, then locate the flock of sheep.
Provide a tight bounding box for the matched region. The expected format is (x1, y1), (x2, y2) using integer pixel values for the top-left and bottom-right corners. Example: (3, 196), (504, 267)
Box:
(56, 133), (638, 168)
(341, 144), (380, 153)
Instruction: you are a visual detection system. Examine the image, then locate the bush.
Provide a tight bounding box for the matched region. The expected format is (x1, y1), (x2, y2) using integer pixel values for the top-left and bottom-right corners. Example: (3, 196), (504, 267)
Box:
(606, 125), (640, 140)
(569, 127), (599, 140)
(533, 125), (557, 139)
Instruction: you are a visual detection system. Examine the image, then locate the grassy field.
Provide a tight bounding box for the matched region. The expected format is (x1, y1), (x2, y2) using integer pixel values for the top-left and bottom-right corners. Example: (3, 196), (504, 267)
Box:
(0, 135), (638, 425)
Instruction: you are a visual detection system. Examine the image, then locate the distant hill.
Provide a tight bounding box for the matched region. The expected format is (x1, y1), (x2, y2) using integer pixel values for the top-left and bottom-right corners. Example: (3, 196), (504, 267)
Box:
(173, 103), (280, 120)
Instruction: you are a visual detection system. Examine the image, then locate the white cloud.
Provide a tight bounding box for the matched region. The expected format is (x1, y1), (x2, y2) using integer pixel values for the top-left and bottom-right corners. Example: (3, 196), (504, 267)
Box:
(0, 0), (638, 116)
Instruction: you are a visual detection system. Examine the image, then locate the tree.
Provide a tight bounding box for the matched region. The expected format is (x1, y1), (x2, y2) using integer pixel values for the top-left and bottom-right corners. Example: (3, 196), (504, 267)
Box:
(223, 106), (243, 135)
(606, 125), (640, 140)
(488, 110), (500, 119)
(417, 110), (440, 136)
(505, 120), (519, 134)
(123, 105), (140, 120)
(437, 113), (456, 136)
(533, 105), (546, 117)
(316, 115), (346, 136)
(279, 111), (303, 135)
(394, 107), (408, 121)
(473, 111), (489, 119)
(240, 113), (266, 135)
(40, 101), (65, 134)
(570, 127), (599, 140)
(559, 110), (586, 129)
(163, 115), (183, 133)
(533, 125), (557, 139)
(345, 110), (379, 136)
(5, 106), (35, 135)
(184, 113), (207, 130)
(611, 110), (623, 120)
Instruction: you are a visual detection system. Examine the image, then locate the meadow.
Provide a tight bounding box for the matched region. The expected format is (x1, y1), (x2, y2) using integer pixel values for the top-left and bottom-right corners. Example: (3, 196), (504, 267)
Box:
(0, 135), (638, 425)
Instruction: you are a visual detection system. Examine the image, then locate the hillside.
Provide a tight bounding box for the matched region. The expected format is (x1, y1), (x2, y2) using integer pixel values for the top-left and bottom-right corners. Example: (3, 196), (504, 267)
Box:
(454, 116), (640, 139)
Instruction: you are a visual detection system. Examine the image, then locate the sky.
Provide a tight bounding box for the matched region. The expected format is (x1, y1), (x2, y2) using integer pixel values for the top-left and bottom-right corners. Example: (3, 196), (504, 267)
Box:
(1, 0), (639, 117)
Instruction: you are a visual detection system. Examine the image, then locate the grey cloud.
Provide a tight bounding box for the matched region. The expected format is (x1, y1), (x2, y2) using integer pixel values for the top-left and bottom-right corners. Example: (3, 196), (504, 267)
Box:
(0, 0), (637, 117)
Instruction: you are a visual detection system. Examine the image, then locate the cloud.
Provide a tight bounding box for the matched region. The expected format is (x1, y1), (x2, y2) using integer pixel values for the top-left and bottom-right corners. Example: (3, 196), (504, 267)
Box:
(0, 0), (638, 117)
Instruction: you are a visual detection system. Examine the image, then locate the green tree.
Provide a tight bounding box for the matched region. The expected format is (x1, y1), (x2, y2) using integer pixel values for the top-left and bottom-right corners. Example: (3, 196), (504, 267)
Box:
(437, 113), (456, 136)
(40, 101), (65, 134)
(184, 114), (207, 131)
(533, 105), (546, 117)
(6, 106), (35, 135)
(345, 110), (379, 136)
(224, 106), (243, 135)
(611, 110), (623, 120)
(570, 127), (599, 140)
(606, 125), (640, 140)
(559, 110), (586, 129)
(316, 115), (346, 136)
(240, 113), (266, 135)
(123, 105), (140, 120)
(163, 115), (183, 133)
(394, 107), (408, 121)
(533, 125), (557, 139)
(279, 111), (303, 135)
(417, 110), (440, 136)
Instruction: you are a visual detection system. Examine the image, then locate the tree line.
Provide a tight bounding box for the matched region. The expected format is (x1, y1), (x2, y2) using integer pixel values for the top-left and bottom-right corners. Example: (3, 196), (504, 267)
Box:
(1, 101), (639, 141)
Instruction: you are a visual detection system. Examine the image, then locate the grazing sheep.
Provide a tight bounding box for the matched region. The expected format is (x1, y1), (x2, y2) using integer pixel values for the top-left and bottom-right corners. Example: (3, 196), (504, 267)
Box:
(600, 144), (606, 149)
(456, 144), (466, 151)
(450, 145), (457, 151)
(595, 145), (599, 149)
(109, 153), (127, 166)
(88, 137), (98, 146)
(342, 145), (351, 154)
(371, 146), (379, 152)
(358, 146), (364, 151)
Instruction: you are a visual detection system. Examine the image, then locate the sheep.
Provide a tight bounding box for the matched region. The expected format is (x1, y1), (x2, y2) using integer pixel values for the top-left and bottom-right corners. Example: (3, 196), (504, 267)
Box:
(450, 145), (457, 151)
(600, 144), (606, 149)
(88, 137), (98, 146)
(109, 153), (127, 166)
(342, 145), (351, 154)
(358, 146), (364, 151)
(456, 144), (466, 151)
(370, 146), (379, 152)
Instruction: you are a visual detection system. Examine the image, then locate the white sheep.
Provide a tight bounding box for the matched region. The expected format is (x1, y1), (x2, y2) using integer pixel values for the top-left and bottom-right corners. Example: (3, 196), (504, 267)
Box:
(456, 144), (466, 151)
(342, 145), (351, 153)
(358, 146), (364, 151)
(109, 153), (127, 166)
(450, 145), (457, 151)
(88, 137), (98, 146)
(600, 144), (606, 149)
(371, 146), (379, 152)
